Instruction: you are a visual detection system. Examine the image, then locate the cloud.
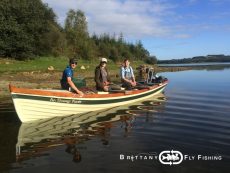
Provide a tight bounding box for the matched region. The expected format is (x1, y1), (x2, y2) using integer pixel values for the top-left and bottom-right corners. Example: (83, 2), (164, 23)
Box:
(173, 34), (191, 39)
(42, 0), (230, 43)
(42, 0), (174, 38)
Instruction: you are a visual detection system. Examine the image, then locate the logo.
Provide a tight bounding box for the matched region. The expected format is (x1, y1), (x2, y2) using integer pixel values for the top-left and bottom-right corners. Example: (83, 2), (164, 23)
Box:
(50, 98), (82, 104)
(119, 150), (222, 165)
(159, 150), (183, 165)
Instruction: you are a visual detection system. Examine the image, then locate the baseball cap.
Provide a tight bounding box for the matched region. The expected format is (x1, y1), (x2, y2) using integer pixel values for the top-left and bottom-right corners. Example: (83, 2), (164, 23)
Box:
(100, 57), (107, 63)
(69, 58), (77, 64)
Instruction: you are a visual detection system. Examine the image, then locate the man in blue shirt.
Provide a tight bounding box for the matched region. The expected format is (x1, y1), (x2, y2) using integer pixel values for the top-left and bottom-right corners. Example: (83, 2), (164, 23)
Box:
(120, 59), (136, 90)
(61, 58), (84, 96)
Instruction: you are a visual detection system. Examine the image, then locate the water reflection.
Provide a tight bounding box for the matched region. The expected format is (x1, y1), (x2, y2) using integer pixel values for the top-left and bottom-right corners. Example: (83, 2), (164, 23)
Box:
(1, 68), (230, 172)
(14, 94), (166, 166)
(0, 99), (20, 172)
(194, 65), (230, 71)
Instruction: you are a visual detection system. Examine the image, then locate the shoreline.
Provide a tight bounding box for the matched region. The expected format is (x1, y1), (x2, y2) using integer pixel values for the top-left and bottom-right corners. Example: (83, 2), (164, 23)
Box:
(0, 66), (191, 99)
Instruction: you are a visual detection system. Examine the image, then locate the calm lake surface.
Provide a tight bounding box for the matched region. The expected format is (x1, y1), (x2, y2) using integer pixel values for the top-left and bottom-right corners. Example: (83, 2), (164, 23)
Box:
(158, 62), (230, 67)
(0, 67), (230, 173)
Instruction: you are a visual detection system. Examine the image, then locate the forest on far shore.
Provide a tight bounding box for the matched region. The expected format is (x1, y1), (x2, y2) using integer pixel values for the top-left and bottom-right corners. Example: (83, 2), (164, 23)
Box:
(158, 55), (230, 64)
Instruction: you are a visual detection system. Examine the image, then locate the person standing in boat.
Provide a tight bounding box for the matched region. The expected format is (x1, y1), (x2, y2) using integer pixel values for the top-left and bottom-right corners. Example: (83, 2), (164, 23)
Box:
(94, 58), (111, 91)
(61, 58), (84, 96)
(120, 58), (136, 90)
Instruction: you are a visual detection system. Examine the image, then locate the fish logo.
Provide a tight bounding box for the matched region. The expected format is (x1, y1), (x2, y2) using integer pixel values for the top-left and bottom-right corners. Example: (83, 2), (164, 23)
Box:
(159, 150), (183, 165)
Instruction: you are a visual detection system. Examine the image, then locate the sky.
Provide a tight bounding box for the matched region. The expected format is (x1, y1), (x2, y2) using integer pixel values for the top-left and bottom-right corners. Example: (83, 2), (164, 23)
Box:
(42, 0), (230, 60)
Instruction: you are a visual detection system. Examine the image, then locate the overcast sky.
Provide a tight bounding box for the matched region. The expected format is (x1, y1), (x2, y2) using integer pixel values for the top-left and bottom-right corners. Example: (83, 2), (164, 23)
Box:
(42, 0), (230, 60)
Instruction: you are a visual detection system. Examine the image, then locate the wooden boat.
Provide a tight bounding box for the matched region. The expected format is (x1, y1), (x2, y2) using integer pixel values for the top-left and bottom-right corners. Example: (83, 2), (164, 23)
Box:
(9, 80), (168, 122)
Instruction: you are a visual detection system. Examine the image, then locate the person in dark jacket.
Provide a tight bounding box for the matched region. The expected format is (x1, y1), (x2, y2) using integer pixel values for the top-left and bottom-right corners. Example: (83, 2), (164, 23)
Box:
(94, 58), (111, 91)
(60, 58), (84, 96)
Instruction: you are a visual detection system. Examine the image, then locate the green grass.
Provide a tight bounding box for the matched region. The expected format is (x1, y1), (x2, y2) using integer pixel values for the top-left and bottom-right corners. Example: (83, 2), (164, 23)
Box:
(0, 57), (147, 76)
(0, 56), (67, 73)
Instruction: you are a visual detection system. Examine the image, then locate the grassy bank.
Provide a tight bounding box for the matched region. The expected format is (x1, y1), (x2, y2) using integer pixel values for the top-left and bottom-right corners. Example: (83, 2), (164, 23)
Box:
(0, 56), (145, 74)
(0, 56), (192, 98)
(0, 57), (75, 73)
(0, 56), (191, 76)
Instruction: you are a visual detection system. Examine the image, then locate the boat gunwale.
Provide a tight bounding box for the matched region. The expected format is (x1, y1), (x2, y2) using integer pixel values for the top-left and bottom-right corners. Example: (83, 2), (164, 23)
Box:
(9, 81), (168, 99)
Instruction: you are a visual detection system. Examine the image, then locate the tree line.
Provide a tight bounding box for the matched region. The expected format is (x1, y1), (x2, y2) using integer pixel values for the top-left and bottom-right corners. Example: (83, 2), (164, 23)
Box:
(158, 55), (230, 64)
(0, 0), (156, 63)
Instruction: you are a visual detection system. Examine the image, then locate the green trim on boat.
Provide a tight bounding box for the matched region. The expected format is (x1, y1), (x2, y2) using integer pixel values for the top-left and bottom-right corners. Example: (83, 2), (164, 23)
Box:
(11, 85), (165, 105)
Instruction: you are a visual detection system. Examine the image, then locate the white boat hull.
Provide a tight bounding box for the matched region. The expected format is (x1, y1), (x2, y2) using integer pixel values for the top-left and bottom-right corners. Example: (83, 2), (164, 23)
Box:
(10, 82), (167, 122)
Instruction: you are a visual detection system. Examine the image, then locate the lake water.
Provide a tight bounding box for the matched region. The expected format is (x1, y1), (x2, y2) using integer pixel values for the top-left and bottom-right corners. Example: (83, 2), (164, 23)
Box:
(0, 67), (230, 173)
(158, 62), (230, 67)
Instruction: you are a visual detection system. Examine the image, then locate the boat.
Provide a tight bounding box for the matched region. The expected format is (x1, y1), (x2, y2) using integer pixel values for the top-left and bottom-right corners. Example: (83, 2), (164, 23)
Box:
(9, 80), (168, 122)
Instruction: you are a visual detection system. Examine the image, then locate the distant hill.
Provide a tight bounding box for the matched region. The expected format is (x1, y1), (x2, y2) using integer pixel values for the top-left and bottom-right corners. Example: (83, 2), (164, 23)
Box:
(158, 55), (230, 64)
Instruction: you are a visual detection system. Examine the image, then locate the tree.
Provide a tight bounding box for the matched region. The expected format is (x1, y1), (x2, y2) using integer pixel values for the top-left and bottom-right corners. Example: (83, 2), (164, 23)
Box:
(40, 22), (66, 56)
(75, 10), (88, 39)
(145, 56), (157, 65)
(109, 47), (119, 62)
(121, 50), (132, 59)
(118, 32), (124, 43)
(64, 9), (89, 59)
(132, 40), (149, 60)
(98, 42), (110, 57)
(0, 0), (60, 59)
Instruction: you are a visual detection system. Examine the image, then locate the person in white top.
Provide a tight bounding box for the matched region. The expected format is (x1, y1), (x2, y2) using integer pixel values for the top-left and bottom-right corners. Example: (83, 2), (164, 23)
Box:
(120, 59), (136, 90)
